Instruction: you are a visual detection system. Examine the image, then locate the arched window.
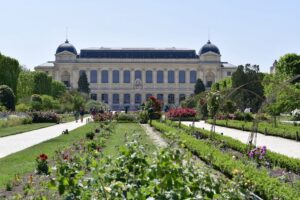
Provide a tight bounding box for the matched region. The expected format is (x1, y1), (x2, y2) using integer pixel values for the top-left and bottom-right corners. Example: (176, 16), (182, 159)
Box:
(90, 70), (97, 83)
(135, 94), (141, 105)
(101, 70), (109, 83)
(113, 94), (119, 104)
(146, 93), (152, 100)
(124, 70), (131, 83)
(124, 94), (130, 104)
(157, 70), (164, 83)
(168, 94), (175, 104)
(179, 94), (186, 102)
(146, 70), (153, 83)
(190, 70), (197, 83)
(135, 70), (142, 80)
(157, 94), (163, 101)
(101, 94), (108, 103)
(168, 70), (175, 83)
(113, 70), (119, 83)
(179, 70), (186, 83)
(79, 70), (85, 77)
(61, 71), (71, 87)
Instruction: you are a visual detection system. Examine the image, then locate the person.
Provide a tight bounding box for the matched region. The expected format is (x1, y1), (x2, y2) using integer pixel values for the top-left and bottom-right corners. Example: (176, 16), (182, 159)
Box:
(74, 110), (79, 123)
(79, 107), (84, 123)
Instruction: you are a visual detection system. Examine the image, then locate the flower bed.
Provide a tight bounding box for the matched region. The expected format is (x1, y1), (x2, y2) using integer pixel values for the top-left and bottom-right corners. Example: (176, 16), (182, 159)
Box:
(152, 121), (300, 200)
(166, 108), (197, 120)
(29, 112), (60, 123)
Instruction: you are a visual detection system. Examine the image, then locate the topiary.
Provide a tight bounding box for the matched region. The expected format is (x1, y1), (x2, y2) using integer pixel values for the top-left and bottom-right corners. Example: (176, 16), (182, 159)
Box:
(0, 85), (16, 110)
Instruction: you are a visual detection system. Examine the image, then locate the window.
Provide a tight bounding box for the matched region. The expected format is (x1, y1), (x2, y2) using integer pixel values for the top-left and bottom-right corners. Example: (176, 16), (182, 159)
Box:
(227, 71), (232, 76)
(91, 93), (97, 100)
(179, 70), (186, 83)
(146, 93), (152, 100)
(113, 94), (119, 104)
(113, 70), (119, 83)
(157, 94), (163, 101)
(190, 70), (197, 83)
(135, 94), (141, 104)
(101, 94), (108, 103)
(79, 70), (86, 77)
(90, 70), (97, 83)
(135, 70), (142, 80)
(206, 81), (213, 88)
(124, 70), (131, 83)
(179, 94), (186, 102)
(101, 70), (109, 83)
(157, 70), (164, 83)
(168, 70), (175, 83)
(168, 94), (175, 104)
(124, 94), (130, 104)
(146, 70), (153, 83)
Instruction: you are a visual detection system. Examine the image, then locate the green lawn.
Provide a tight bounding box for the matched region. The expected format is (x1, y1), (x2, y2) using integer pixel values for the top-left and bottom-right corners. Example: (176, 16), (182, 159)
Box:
(0, 123), (55, 138)
(102, 123), (156, 157)
(0, 122), (98, 188)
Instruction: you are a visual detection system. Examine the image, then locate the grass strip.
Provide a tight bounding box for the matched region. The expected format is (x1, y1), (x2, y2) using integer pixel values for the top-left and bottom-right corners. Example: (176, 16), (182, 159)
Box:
(0, 123), (55, 138)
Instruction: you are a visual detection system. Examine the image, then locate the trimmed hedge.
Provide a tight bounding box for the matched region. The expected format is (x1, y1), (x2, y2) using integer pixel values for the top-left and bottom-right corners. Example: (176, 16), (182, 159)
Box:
(208, 119), (300, 140)
(152, 121), (300, 200)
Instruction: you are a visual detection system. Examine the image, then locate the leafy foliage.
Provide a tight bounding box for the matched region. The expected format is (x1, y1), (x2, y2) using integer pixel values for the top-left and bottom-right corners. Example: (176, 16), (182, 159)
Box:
(17, 70), (34, 100)
(276, 53), (300, 80)
(33, 72), (52, 95)
(194, 78), (205, 94)
(0, 85), (16, 110)
(51, 80), (67, 98)
(78, 71), (90, 94)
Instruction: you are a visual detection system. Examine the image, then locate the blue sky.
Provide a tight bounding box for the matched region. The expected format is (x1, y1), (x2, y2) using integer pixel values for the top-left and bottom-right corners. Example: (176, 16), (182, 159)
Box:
(1, 0), (300, 72)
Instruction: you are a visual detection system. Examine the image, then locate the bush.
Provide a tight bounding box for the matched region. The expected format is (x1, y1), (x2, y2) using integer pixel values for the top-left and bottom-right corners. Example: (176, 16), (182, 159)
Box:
(138, 110), (149, 124)
(0, 105), (7, 112)
(16, 103), (30, 112)
(29, 112), (60, 123)
(92, 112), (114, 122)
(233, 111), (254, 121)
(116, 112), (137, 122)
(31, 94), (42, 111)
(0, 115), (32, 128)
(0, 85), (16, 110)
(166, 108), (197, 120)
(85, 100), (108, 112)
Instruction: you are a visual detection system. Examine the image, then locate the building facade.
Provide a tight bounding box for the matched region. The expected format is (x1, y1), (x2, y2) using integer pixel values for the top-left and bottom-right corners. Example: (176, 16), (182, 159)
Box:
(35, 40), (237, 110)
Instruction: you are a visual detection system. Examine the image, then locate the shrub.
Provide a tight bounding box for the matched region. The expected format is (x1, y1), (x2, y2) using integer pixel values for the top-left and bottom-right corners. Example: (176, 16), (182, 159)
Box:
(93, 112), (114, 122)
(31, 94), (42, 111)
(116, 112), (137, 122)
(234, 111), (253, 121)
(29, 112), (60, 123)
(138, 110), (149, 124)
(167, 108), (197, 120)
(0, 105), (7, 112)
(16, 103), (30, 112)
(0, 85), (16, 110)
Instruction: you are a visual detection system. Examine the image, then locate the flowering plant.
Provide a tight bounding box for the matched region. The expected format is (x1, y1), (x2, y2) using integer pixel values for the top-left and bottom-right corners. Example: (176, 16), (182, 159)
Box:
(166, 108), (197, 119)
(36, 153), (49, 175)
(248, 146), (267, 166)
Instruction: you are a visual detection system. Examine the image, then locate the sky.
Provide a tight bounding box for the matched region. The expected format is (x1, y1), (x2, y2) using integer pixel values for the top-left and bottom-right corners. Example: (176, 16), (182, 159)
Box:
(1, 0), (300, 72)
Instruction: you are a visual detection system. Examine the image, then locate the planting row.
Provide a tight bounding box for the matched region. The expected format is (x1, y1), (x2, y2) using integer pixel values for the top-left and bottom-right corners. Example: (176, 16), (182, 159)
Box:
(151, 121), (300, 200)
(208, 119), (300, 140)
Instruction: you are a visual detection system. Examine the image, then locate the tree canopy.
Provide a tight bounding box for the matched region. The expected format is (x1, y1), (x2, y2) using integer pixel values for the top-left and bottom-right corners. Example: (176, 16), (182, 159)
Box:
(78, 72), (90, 94)
(33, 72), (52, 95)
(194, 79), (205, 94)
(276, 53), (300, 80)
(0, 85), (16, 110)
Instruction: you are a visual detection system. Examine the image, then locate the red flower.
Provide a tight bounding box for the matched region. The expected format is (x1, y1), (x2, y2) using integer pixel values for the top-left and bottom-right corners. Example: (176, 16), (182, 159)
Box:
(63, 153), (69, 160)
(39, 153), (48, 161)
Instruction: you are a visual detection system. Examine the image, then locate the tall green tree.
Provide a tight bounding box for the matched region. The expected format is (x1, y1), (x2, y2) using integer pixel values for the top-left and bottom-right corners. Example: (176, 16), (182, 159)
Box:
(78, 71), (90, 94)
(276, 53), (300, 80)
(0, 53), (21, 95)
(194, 78), (205, 94)
(231, 64), (264, 112)
(17, 70), (34, 99)
(51, 80), (67, 98)
(33, 72), (52, 95)
(0, 85), (16, 110)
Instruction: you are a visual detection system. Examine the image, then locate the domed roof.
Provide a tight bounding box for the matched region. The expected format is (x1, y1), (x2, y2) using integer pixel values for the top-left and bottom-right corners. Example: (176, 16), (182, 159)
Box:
(199, 40), (220, 55)
(56, 40), (77, 55)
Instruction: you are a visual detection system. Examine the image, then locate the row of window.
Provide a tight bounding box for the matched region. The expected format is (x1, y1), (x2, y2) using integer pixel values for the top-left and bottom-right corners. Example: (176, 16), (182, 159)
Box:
(81, 70), (197, 84)
(90, 93), (186, 104)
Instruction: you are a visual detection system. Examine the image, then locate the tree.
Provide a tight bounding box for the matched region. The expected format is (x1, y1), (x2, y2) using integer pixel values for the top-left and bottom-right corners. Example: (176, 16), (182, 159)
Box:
(0, 85), (16, 110)
(0, 53), (21, 95)
(276, 53), (300, 80)
(17, 70), (34, 100)
(194, 79), (205, 94)
(78, 72), (90, 94)
(33, 72), (52, 95)
(31, 94), (42, 111)
(231, 64), (264, 112)
(51, 80), (67, 98)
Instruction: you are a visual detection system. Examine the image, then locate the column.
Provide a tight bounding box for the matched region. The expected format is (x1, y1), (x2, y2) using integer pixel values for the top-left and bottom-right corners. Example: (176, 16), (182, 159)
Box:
(98, 68), (101, 83)
(86, 68), (90, 83)
(120, 69), (124, 83)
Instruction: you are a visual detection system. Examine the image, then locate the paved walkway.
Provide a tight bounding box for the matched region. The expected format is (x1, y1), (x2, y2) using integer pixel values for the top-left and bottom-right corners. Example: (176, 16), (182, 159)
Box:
(182, 121), (300, 159)
(0, 117), (90, 159)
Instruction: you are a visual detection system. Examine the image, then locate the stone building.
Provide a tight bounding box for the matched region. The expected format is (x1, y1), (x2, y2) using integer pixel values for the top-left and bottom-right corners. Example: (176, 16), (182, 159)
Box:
(35, 39), (237, 110)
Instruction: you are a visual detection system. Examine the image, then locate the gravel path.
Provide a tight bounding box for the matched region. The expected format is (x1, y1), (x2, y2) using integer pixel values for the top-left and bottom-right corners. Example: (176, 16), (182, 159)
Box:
(140, 124), (168, 148)
(182, 120), (300, 159)
(0, 117), (91, 159)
